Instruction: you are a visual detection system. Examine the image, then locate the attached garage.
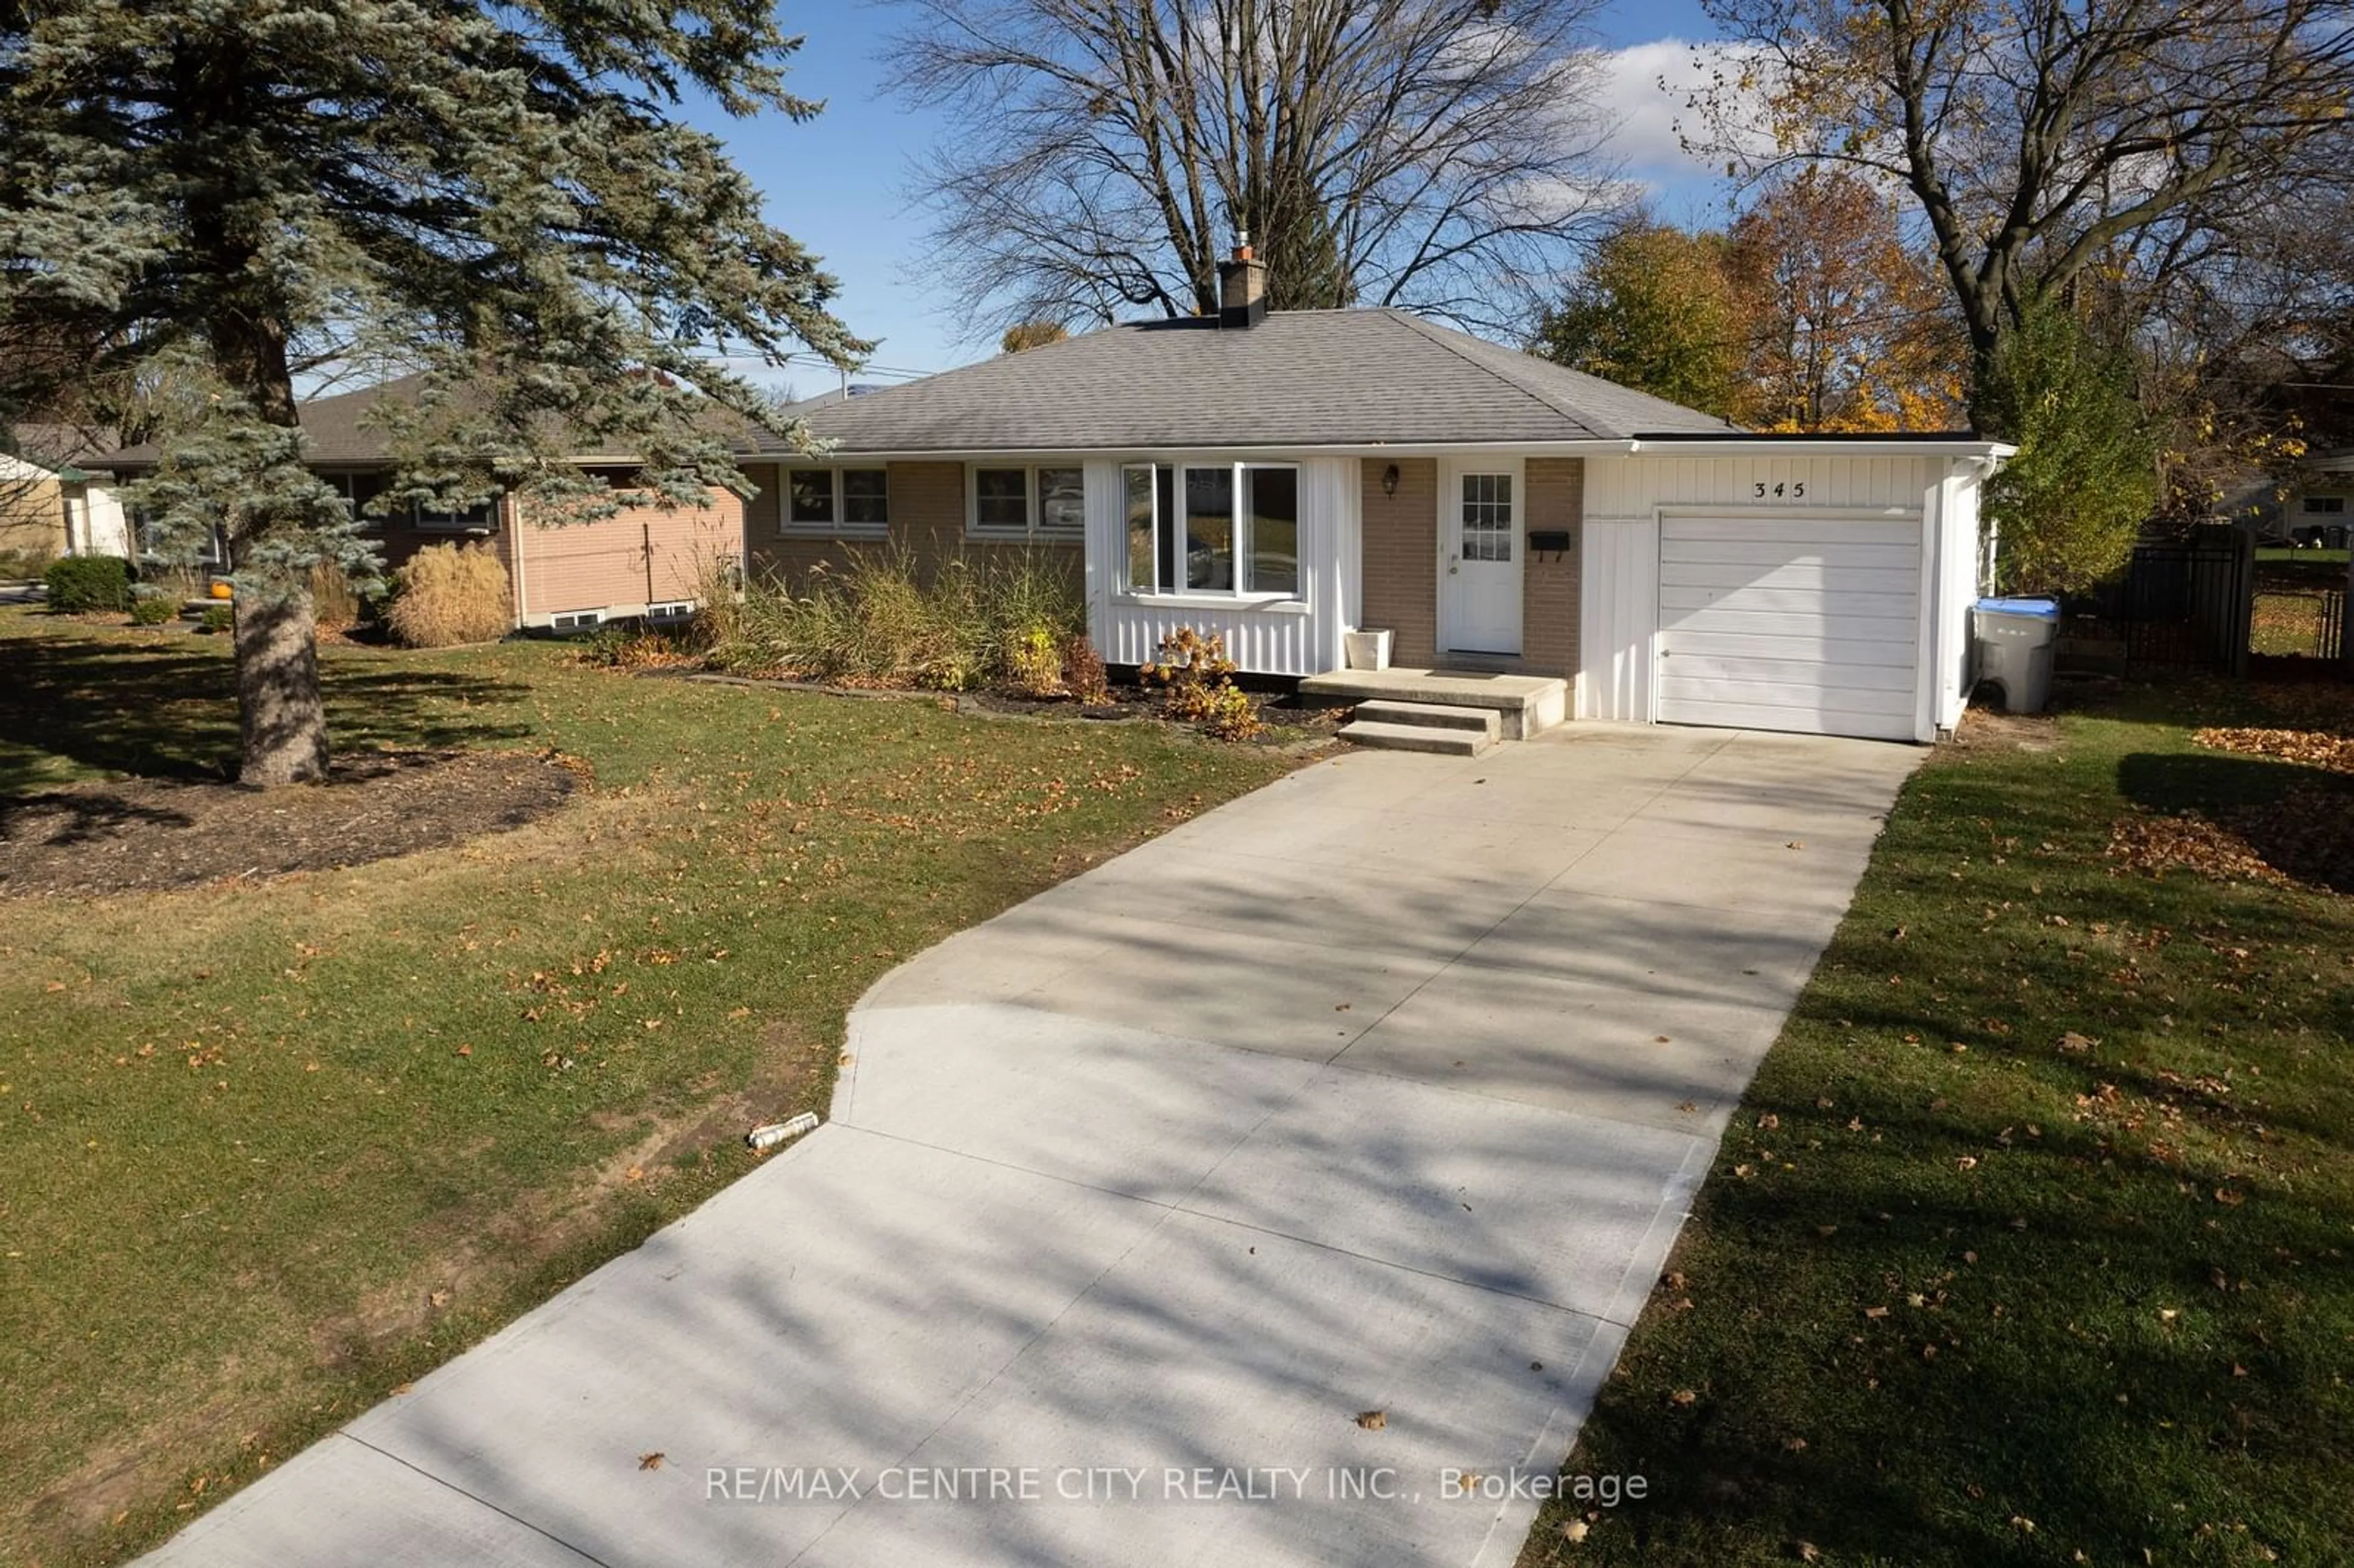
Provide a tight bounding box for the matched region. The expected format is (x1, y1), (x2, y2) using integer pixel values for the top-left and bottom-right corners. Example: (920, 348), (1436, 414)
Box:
(1655, 515), (1922, 740)
(1579, 440), (2013, 744)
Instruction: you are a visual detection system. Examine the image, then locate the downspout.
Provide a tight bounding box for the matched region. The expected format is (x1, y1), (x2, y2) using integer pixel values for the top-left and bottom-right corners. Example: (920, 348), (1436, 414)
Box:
(508, 495), (528, 623)
(642, 519), (655, 607)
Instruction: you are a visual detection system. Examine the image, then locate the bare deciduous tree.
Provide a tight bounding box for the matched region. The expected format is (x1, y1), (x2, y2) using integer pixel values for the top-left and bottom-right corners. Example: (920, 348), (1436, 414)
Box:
(889, 0), (1626, 338)
(1685, 0), (2354, 417)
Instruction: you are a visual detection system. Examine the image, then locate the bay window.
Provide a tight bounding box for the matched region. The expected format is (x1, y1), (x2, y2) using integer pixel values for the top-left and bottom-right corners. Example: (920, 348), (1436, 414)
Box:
(1123, 462), (1299, 598)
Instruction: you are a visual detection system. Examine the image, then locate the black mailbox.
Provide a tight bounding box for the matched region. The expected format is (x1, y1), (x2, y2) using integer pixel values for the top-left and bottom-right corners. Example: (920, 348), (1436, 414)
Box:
(1528, 528), (1572, 560)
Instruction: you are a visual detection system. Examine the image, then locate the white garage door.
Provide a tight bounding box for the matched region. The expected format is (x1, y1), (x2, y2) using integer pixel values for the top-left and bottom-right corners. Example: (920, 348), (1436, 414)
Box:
(1657, 516), (1921, 740)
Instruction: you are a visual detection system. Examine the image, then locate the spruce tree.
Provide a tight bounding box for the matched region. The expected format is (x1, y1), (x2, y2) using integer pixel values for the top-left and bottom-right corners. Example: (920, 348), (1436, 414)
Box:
(1, 0), (863, 783)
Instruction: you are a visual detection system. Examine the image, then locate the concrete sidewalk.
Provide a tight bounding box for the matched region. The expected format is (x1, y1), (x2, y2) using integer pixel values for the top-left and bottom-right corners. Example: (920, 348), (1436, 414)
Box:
(142, 725), (1919, 1567)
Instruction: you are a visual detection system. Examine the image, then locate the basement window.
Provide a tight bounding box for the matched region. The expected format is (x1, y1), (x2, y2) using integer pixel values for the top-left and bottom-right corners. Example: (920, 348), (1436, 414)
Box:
(1122, 462), (1299, 598)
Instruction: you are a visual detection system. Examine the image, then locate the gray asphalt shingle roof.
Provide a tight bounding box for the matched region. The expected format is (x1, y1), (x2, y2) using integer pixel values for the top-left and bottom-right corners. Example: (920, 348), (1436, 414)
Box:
(769, 308), (1732, 454)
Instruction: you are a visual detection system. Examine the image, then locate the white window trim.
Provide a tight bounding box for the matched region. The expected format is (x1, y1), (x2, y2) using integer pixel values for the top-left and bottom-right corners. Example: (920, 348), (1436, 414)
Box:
(1116, 460), (1306, 606)
(780, 465), (890, 539)
(966, 463), (1086, 542)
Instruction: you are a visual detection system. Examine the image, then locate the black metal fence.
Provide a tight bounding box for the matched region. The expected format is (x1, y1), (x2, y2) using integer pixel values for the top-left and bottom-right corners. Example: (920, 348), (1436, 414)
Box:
(2112, 528), (2255, 673)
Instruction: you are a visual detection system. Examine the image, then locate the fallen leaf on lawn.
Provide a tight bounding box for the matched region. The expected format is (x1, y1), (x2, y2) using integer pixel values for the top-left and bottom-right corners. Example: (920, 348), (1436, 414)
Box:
(2059, 1032), (2097, 1054)
(625, 1166), (644, 1183)
(455, 1044), (472, 1057)
(1561, 1519), (1590, 1542)
(1756, 1113), (1780, 1130)
(1785, 840), (1805, 850)
(1957, 1156), (1979, 1171)
(1864, 1306), (1891, 1320)
(2215, 1187), (2245, 1206)
(1796, 1543), (1821, 1564)
(1668, 1388), (1697, 1407)
(427, 1289), (450, 1309)
(639, 1452), (665, 1471)
(1354, 1409), (1387, 1431)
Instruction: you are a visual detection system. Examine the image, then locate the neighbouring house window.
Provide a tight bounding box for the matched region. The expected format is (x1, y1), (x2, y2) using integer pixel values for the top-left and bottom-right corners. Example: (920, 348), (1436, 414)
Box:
(1121, 461), (1302, 599)
(783, 466), (889, 536)
(332, 470), (496, 532)
(413, 497), (498, 532)
(970, 465), (1084, 540)
(2304, 495), (2347, 514)
(1459, 473), (1513, 562)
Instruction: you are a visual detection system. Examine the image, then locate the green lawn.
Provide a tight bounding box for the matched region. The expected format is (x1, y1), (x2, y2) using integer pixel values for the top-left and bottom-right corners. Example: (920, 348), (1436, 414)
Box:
(0, 608), (1292, 1566)
(2255, 547), (2349, 570)
(1522, 681), (2354, 1567)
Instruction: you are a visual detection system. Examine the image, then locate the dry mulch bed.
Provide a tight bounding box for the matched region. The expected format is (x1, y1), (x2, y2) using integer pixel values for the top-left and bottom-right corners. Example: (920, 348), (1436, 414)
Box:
(0, 749), (579, 898)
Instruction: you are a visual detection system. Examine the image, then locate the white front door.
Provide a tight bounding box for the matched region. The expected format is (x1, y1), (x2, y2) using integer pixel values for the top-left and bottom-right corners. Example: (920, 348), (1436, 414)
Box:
(1441, 465), (1522, 656)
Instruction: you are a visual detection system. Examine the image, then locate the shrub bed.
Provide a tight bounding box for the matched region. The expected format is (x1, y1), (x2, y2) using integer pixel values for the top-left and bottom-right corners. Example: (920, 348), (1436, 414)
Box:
(44, 555), (132, 613)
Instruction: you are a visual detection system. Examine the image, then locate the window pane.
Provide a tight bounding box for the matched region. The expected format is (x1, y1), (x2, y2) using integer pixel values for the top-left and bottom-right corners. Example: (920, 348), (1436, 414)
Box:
(1183, 466), (1234, 590)
(787, 468), (834, 525)
(975, 467), (1029, 532)
(842, 468), (889, 527)
(1037, 467), (1083, 534)
(1460, 472), (1513, 563)
(1244, 466), (1298, 595)
(1125, 466), (1156, 592)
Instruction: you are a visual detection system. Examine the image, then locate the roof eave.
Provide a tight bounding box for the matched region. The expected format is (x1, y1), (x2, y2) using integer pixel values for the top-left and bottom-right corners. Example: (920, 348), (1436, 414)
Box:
(744, 438), (1647, 462)
(1628, 435), (2016, 460)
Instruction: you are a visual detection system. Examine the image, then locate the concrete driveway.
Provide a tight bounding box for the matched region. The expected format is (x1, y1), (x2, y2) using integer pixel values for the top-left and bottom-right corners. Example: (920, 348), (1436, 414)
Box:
(143, 725), (1918, 1568)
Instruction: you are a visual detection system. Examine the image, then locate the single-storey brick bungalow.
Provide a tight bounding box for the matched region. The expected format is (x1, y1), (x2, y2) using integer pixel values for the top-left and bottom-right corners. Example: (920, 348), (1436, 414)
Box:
(101, 376), (743, 631)
(752, 247), (2011, 743)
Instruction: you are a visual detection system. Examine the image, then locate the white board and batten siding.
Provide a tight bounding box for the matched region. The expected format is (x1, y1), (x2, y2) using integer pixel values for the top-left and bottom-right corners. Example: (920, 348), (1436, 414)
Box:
(1083, 455), (1360, 678)
(1579, 452), (1984, 743)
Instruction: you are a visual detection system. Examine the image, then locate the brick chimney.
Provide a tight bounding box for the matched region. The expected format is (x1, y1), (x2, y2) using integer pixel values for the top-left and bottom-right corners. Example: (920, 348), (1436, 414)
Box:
(1218, 234), (1267, 329)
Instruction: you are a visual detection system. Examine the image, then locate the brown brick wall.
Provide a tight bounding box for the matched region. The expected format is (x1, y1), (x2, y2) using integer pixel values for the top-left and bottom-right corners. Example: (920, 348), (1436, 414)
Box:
(742, 460), (1081, 585)
(1358, 457), (1438, 667)
(1522, 457), (1583, 679)
(1358, 456), (1581, 678)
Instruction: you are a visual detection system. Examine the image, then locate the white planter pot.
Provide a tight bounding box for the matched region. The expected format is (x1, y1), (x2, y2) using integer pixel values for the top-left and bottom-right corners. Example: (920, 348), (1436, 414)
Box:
(1343, 628), (1393, 671)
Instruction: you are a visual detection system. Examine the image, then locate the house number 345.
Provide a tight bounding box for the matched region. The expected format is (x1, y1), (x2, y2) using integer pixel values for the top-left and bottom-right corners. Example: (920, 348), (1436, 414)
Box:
(1753, 482), (1807, 498)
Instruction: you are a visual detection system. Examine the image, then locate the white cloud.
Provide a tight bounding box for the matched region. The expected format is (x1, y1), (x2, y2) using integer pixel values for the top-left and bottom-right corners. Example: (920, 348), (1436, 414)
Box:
(1588, 39), (1779, 192)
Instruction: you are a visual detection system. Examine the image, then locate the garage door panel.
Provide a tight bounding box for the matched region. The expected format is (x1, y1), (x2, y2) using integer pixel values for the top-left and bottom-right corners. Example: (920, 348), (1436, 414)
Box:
(1662, 653), (1918, 692)
(1664, 630), (1916, 665)
(1659, 561), (1921, 595)
(1660, 584), (1918, 620)
(1656, 513), (1922, 742)
(1660, 538), (1921, 569)
(1651, 698), (1916, 740)
(1670, 608), (1920, 644)
(1659, 676), (1916, 718)
(1659, 516), (1920, 547)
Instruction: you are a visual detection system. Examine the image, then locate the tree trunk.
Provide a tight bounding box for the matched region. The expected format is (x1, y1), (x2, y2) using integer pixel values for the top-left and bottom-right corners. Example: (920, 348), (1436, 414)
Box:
(233, 583), (329, 786)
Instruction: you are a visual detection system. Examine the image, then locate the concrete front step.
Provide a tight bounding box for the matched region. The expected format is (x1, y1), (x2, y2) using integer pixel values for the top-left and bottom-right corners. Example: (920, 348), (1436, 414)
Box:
(1351, 699), (1502, 740)
(1300, 667), (1569, 740)
(1338, 718), (1496, 757)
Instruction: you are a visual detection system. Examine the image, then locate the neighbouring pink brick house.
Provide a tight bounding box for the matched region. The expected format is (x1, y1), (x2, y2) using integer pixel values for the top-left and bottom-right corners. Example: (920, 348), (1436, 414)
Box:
(101, 375), (744, 632)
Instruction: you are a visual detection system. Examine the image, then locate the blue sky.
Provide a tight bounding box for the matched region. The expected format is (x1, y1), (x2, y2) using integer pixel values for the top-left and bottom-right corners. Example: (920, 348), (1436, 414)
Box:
(697, 1), (1731, 388)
